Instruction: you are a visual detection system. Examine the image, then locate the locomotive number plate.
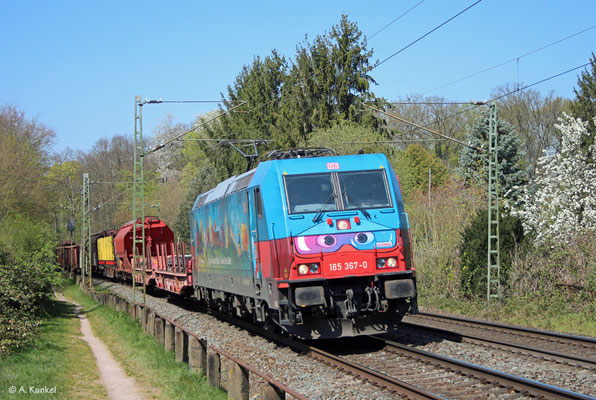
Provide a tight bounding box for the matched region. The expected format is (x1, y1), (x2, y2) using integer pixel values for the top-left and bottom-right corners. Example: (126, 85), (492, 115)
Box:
(328, 261), (368, 272)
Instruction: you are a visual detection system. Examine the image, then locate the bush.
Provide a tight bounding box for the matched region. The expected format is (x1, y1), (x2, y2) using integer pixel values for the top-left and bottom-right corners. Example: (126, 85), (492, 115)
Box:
(459, 208), (525, 298)
(407, 182), (484, 299)
(391, 144), (449, 200)
(508, 233), (596, 300)
(0, 214), (62, 355)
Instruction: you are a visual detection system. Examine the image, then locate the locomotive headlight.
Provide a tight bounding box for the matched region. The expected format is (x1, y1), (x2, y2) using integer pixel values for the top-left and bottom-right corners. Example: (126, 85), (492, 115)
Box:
(337, 219), (351, 230)
(309, 263), (320, 274)
(376, 258), (386, 268)
(298, 264), (309, 275)
(387, 257), (397, 268)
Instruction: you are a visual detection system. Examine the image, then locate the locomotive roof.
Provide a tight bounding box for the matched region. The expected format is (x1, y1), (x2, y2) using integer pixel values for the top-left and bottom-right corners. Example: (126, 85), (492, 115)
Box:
(192, 153), (391, 209)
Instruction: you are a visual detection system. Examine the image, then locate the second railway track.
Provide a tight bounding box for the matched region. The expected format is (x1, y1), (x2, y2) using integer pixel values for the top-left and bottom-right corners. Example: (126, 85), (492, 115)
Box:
(405, 312), (596, 364)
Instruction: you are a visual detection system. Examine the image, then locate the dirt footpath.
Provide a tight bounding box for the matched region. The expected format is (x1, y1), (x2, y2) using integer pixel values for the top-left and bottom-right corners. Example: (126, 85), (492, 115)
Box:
(55, 292), (144, 400)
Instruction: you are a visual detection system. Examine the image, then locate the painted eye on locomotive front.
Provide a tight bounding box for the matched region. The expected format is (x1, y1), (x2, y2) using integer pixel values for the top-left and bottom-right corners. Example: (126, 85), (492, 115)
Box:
(317, 235), (337, 248)
(351, 232), (374, 246)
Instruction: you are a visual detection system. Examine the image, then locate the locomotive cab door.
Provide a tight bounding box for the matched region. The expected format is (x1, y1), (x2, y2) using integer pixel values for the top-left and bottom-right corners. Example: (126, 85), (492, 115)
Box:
(247, 188), (263, 294)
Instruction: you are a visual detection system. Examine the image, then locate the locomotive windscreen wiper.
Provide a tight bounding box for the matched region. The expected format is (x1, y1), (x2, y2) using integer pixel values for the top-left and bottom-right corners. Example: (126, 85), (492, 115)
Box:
(343, 189), (371, 219)
(312, 190), (336, 223)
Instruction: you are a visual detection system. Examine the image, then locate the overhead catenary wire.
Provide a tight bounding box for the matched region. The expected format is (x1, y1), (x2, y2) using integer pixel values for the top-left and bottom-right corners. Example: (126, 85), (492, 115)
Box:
(367, 0), (425, 41)
(144, 2), (470, 152)
(422, 24), (596, 95)
(401, 61), (593, 135)
(373, 0), (483, 69)
(144, 100), (248, 155)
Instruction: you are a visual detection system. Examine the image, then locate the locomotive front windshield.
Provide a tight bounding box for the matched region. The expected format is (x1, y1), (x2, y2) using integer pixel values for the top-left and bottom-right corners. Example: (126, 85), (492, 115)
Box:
(284, 173), (338, 213)
(284, 169), (391, 214)
(338, 170), (391, 209)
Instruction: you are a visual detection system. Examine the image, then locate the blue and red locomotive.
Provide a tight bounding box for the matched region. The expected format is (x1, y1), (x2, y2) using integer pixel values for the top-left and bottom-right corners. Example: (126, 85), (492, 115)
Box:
(190, 152), (417, 338)
(58, 152), (417, 339)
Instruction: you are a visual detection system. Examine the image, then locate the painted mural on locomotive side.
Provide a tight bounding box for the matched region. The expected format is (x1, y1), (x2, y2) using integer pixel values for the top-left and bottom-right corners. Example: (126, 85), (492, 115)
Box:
(191, 190), (252, 278)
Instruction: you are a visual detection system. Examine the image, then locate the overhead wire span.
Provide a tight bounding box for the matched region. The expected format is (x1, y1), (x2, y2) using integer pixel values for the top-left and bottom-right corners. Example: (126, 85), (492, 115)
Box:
(363, 103), (480, 150)
(422, 24), (596, 95)
(373, 0), (483, 69)
(144, 100), (248, 155)
(388, 101), (485, 105)
(160, 100), (228, 103)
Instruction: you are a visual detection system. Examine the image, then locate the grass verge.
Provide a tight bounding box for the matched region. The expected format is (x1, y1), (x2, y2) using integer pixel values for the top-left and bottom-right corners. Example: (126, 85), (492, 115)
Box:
(62, 281), (226, 400)
(0, 295), (107, 399)
(419, 292), (596, 337)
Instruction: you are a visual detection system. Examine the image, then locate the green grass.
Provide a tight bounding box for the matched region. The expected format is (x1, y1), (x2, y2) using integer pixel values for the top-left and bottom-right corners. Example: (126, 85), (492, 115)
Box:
(0, 296), (107, 400)
(419, 292), (596, 337)
(62, 281), (226, 400)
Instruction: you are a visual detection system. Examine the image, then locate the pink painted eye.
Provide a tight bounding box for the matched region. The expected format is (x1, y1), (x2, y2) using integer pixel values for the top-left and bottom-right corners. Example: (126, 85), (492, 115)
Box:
(317, 235), (336, 247)
(295, 236), (313, 252)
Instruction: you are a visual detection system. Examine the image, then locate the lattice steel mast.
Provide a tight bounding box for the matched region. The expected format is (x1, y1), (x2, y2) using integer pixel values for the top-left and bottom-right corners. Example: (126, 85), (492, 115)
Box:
(81, 173), (91, 288)
(133, 95), (146, 304)
(486, 104), (501, 303)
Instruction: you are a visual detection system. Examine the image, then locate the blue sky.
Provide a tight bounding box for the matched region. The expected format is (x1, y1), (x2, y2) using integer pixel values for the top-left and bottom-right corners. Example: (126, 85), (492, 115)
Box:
(1, 1), (594, 152)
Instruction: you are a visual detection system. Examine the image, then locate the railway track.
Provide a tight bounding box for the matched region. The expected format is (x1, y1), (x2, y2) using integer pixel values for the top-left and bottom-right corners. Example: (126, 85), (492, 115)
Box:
(404, 312), (596, 365)
(218, 309), (594, 399)
(95, 279), (595, 399)
(360, 336), (594, 399)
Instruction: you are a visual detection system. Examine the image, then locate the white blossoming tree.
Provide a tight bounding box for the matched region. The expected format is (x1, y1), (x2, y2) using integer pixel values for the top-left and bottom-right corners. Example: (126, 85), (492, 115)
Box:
(515, 114), (596, 244)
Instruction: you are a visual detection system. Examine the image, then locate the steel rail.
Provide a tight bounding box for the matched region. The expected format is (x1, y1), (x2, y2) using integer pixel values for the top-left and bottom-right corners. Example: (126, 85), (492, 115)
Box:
(400, 321), (596, 369)
(415, 312), (596, 346)
(372, 336), (594, 400)
(306, 345), (447, 400)
(195, 304), (445, 399)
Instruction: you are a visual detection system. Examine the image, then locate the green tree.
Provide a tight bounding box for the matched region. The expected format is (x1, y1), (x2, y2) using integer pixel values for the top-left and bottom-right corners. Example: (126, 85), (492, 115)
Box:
(459, 208), (525, 298)
(307, 120), (388, 155)
(175, 162), (218, 243)
(492, 84), (568, 177)
(278, 15), (382, 144)
(569, 53), (596, 155)
(0, 105), (55, 220)
(201, 16), (384, 179)
(204, 51), (287, 177)
(0, 214), (61, 354)
(458, 110), (527, 205)
(391, 144), (449, 199)
(46, 158), (82, 241)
